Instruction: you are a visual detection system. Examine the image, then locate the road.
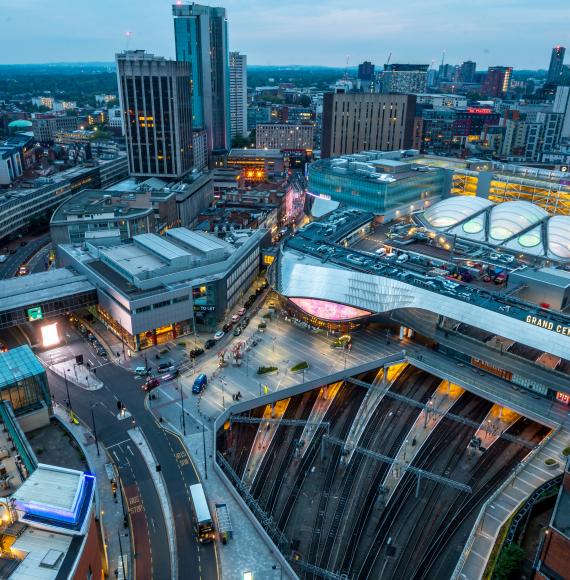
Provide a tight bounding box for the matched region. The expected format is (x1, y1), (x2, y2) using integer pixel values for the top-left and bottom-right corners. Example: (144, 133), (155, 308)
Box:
(42, 320), (218, 580)
(0, 233), (50, 278)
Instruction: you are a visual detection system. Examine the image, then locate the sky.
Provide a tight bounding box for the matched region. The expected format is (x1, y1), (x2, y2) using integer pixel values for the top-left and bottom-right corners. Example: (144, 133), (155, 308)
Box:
(1, 0), (569, 69)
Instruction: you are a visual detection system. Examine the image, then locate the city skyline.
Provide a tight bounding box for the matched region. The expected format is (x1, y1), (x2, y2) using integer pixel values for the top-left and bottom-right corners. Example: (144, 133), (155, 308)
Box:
(1, 0), (569, 69)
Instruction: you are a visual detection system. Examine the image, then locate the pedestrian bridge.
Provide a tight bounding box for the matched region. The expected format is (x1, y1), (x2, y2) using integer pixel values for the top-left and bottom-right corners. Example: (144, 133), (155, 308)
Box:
(0, 269), (97, 330)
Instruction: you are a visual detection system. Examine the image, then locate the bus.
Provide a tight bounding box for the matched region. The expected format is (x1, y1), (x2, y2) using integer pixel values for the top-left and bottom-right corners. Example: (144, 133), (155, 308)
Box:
(189, 484), (215, 543)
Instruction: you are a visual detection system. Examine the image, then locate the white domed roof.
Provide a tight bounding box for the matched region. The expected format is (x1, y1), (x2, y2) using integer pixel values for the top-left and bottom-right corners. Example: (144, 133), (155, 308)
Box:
(488, 201), (548, 243)
(548, 216), (570, 258)
(423, 196), (493, 229)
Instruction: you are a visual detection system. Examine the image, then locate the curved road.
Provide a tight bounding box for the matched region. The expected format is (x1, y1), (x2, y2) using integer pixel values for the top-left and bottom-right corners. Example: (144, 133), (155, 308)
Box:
(45, 321), (218, 580)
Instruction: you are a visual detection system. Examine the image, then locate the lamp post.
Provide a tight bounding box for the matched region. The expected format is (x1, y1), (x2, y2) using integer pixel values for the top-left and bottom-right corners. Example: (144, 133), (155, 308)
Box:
(221, 379), (226, 410)
(90, 403), (100, 456)
(63, 369), (73, 411)
(202, 422), (208, 480)
(180, 379), (186, 436)
(117, 529), (127, 580)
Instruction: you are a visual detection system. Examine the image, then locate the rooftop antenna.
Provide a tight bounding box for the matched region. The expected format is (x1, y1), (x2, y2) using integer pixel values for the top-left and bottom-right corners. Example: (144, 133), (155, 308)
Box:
(124, 31), (134, 51)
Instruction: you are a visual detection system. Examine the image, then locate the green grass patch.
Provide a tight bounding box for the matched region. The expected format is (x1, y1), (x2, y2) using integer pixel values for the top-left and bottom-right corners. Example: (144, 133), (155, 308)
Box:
(257, 366), (278, 375)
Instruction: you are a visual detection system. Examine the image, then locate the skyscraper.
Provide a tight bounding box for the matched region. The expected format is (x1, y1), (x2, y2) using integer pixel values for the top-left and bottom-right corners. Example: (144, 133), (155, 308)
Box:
(229, 51), (248, 140)
(116, 50), (193, 178)
(548, 45), (566, 84)
(459, 60), (476, 84)
(380, 64), (428, 94)
(321, 92), (417, 158)
(482, 66), (512, 98)
(173, 3), (230, 155)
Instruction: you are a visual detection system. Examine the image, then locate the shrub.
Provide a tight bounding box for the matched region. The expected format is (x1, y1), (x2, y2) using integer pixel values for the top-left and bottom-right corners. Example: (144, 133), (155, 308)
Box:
(258, 322), (267, 329)
(262, 313), (272, 319)
(562, 446), (570, 457)
(291, 361), (309, 373)
(545, 458), (557, 466)
(257, 366), (278, 375)
(493, 544), (525, 580)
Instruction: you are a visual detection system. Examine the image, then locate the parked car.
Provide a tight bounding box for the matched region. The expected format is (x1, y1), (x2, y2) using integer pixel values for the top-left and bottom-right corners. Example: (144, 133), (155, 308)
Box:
(230, 314), (241, 323)
(161, 370), (179, 382)
(222, 323), (233, 333)
(214, 330), (225, 340)
(233, 327), (242, 337)
(190, 348), (205, 358)
(135, 366), (150, 376)
(192, 373), (208, 394)
(238, 307), (246, 316)
(375, 247), (386, 256)
(204, 339), (216, 349)
(96, 347), (107, 357)
(242, 316), (250, 327)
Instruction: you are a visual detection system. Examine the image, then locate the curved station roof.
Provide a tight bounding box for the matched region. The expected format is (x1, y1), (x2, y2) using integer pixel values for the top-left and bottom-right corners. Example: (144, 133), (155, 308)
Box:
(422, 197), (570, 260)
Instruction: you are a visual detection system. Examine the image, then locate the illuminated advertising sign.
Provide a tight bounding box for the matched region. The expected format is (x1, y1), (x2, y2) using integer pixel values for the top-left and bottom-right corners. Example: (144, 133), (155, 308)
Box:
(525, 315), (570, 336)
(27, 306), (43, 321)
(467, 107), (494, 114)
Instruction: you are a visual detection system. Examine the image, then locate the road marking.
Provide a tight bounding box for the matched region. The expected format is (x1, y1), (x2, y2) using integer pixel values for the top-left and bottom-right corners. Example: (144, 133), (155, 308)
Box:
(126, 444), (135, 457)
(107, 439), (132, 450)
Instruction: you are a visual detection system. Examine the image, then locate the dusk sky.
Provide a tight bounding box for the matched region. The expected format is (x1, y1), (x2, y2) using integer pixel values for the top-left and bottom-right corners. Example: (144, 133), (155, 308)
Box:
(1, 0), (568, 69)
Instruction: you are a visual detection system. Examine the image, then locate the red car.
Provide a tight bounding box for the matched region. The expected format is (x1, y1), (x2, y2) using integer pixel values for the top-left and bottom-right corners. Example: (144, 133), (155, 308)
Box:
(144, 378), (160, 392)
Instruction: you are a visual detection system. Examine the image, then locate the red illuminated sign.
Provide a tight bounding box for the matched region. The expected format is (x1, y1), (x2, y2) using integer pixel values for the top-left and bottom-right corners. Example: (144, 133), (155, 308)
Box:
(467, 107), (494, 114)
(556, 392), (570, 405)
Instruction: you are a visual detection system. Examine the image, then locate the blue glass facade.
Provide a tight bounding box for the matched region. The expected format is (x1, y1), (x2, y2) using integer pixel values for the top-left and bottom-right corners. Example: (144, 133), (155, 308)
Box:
(308, 160), (449, 215)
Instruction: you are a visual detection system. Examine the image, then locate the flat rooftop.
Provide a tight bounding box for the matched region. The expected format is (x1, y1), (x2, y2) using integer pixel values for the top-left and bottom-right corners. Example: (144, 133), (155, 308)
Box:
(0, 269), (95, 314)
(0, 346), (45, 390)
(228, 148), (283, 159)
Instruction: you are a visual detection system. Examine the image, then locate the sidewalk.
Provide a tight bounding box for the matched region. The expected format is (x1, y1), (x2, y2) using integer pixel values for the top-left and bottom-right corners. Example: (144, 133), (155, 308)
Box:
(147, 386), (293, 580)
(53, 405), (131, 579)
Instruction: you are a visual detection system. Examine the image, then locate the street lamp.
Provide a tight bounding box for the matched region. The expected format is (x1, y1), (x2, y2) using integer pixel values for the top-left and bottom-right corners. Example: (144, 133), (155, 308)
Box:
(90, 403), (100, 456)
(180, 379), (186, 436)
(63, 369), (73, 411)
(272, 564), (283, 580)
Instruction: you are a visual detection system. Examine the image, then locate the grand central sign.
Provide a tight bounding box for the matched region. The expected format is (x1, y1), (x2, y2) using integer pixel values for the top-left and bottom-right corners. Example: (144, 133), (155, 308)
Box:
(525, 315), (570, 336)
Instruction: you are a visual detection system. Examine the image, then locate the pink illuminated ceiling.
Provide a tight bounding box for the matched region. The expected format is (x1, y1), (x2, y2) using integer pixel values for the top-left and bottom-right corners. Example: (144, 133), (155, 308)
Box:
(290, 298), (372, 321)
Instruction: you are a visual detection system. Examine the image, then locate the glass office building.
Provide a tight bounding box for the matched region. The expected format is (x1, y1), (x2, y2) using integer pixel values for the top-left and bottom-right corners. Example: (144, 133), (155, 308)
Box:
(0, 346), (51, 415)
(307, 153), (450, 218)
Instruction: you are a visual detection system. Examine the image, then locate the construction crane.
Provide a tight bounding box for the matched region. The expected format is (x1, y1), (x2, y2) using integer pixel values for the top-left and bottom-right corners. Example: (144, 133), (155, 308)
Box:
(343, 54), (351, 81)
(386, 51), (392, 67)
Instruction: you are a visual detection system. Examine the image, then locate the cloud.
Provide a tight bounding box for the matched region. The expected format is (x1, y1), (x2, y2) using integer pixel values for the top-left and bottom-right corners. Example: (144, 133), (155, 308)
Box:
(0, 0), (568, 68)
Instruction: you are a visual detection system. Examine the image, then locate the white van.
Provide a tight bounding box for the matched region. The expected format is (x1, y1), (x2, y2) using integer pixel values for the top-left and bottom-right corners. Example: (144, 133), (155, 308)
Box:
(396, 253), (409, 263)
(375, 247), (386, 256)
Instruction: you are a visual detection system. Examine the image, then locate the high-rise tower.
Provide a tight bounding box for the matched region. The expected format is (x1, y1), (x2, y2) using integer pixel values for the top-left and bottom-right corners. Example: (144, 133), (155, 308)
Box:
(116, 50), (193, 178)
(229, 52), (248, 140)
(173, 3), (230, 155)
(548, 46), (566, 84)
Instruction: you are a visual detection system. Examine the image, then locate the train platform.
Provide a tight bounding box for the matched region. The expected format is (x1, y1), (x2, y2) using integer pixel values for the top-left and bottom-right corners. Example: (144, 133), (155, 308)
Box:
(242, 399), (290, 488)
(382, 379), (464, 502)
(474, 405), (520, 450)
(457, 429), (567, 579)
(343, 363), (406, 463)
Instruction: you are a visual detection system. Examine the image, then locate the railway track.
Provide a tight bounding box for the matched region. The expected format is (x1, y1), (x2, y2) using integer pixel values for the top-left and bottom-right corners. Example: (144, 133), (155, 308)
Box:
(410, 419), (550, 580)
(355, 393), (492, 579)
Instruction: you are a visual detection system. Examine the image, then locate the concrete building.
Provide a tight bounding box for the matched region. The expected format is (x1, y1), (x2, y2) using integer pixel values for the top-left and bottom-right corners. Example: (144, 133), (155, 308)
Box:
(247, 105), (271, 131)
(229, 52), (248, 140)
(0, 155), (128, 242)
(0, 143), (23, 186)
(255, 123), (314, 151)
(168, 171), (214, 228)
(548, 45), (566, 84)
(482, 66), (512, 97)
(173, 3), (231, 155)
(553, 85), (570, 139)
(58, 227), (265, 348)
(459, 60), (477, 83)
(226, 148), (286, 182)
(192, 129), (208, 171)
(415, 94), (468, 108)
(116, 50), (193, 179)
(32, 115), (79, 144)
(50, 188), (157, 246)
(321, 92), (417, 158)
(380, 64), (429, 94)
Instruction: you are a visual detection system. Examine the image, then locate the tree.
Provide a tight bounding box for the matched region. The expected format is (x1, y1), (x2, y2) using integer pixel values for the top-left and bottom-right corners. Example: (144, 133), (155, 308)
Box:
(298, 94), (312, 107)
(231, 134), (251, 148)
(493, 544), (525, 580)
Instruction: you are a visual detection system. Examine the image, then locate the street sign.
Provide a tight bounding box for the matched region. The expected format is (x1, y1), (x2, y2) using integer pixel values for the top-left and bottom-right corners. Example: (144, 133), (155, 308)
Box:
(27, 306), (43, 321)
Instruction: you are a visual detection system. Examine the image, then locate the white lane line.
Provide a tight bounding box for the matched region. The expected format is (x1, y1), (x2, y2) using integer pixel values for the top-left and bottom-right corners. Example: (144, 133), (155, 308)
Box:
(107, 439), (132, 450)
